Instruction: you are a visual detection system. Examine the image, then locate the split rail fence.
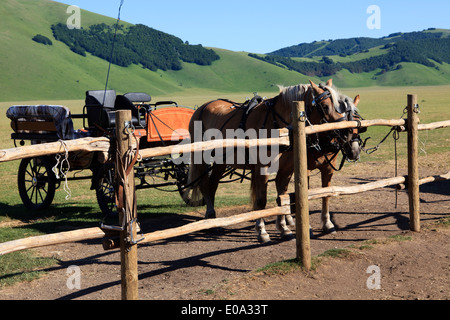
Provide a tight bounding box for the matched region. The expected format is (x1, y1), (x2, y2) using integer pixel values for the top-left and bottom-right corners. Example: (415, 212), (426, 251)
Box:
(0, 94), (449, 299)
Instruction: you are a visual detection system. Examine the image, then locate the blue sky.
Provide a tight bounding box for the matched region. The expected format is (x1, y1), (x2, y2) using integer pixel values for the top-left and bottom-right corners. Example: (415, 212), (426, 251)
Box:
(63, 0), (450, 53)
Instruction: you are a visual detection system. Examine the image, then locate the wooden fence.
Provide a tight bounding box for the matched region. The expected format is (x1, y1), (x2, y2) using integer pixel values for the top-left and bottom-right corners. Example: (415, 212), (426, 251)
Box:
(0, 94), (449, 299)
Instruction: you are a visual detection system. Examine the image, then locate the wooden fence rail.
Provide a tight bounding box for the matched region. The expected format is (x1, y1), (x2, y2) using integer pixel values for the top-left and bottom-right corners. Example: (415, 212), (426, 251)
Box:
(0, 137), (110, 163)
(277, 171), (450, 205)
(1, 120), (449, 164)
(0, 206), (292, 256)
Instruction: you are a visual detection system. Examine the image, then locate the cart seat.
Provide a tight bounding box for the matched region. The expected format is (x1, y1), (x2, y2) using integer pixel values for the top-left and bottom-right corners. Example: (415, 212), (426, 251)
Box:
(85, 90), (117, 129)
(7, 105), (76, 140)
(115, 93), (149, 128)
(123, 92), (151, 103)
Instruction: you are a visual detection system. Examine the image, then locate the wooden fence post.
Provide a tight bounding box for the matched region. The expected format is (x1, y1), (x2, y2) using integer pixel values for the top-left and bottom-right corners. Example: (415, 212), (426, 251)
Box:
(407, 94), (421, 232)
(115, 110), (139, 300)
(292, 101), (311, 270)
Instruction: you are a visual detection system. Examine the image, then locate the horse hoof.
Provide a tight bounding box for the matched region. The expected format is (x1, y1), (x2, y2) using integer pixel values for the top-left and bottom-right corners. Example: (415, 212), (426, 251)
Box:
(257, 233), (271, 244)
(205, 212), (216, 219)
(323, 227), (337, 235)
(286, 215), (295, 227)
(281, 232), (295, 242)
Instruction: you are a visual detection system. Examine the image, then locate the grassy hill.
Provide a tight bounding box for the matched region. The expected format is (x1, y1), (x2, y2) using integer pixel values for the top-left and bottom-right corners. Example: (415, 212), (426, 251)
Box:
(0, 0), (449, 102)
(0, 0), (308, 102)
(262, 29), (450, 87)
(269, 29), (450, 57)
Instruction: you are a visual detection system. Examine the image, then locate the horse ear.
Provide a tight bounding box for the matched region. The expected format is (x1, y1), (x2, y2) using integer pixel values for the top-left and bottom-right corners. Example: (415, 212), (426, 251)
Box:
(354, 95), (361, 107)
(309, 80), (319, 91)
(326, 79), (333, 87)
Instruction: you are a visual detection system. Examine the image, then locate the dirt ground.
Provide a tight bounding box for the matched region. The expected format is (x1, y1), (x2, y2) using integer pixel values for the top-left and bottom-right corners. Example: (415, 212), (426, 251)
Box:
(0, 157), (448, 301)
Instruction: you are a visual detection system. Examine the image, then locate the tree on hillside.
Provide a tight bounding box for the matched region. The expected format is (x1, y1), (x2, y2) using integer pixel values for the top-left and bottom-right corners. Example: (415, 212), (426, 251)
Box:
(50, 23), (220, 71)
(32, 34), (53, 45)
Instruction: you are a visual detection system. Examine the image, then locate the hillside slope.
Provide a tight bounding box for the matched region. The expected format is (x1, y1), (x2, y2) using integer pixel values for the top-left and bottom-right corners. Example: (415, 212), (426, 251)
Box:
(269, 29), (450, 57)
(0, 0), (306, 101)
(0, 0), (449, 102)
(261, 29), (450, 87)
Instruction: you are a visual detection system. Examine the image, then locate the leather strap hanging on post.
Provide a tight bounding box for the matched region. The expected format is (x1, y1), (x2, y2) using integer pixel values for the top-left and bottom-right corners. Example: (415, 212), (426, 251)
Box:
(101, 122), (144, 245)
(116, 123), (144, 245)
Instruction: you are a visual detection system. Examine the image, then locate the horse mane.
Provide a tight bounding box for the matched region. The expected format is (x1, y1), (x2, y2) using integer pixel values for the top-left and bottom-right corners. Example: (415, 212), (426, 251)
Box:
(321, 84), (359, 113)
(278, 83), (358, 113)
(277, 84), (310, 107)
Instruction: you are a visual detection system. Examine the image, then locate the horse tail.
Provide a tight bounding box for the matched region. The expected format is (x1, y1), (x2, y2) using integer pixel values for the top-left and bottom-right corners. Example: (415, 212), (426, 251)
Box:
(250, 171), (257, 209)
(183, 104), (208, 207)
(184, 158), (205, 207)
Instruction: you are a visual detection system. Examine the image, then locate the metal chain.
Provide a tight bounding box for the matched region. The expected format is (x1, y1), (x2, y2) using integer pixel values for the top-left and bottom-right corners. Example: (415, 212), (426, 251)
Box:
(363, 126), (397, 155)
(393, 129), (400, 209)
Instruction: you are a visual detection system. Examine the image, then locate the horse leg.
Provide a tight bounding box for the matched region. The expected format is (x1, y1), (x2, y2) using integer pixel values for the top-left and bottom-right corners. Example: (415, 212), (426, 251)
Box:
(275, 214), (295, 241)
(285, 214), (295, 227)
(275, 153), (295, 240)
(255, 219), (270, 243)
(200, 164), (226, 219)
(251, 171), (271, 243)
(321, 169), (336, 234)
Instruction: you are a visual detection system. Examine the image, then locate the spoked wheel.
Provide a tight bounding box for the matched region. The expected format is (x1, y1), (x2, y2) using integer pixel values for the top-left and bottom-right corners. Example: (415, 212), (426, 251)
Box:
(18, 157), (56, 211)
(175, 162), (205, 207)
(95, 163), (117, 217)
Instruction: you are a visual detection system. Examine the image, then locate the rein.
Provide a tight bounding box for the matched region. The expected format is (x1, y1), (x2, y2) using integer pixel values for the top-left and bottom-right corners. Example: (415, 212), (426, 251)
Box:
(305, 87), (362, 171)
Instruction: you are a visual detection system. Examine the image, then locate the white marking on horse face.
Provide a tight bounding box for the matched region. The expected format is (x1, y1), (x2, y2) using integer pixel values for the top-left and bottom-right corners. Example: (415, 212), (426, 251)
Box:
(350, 141), (361, 161)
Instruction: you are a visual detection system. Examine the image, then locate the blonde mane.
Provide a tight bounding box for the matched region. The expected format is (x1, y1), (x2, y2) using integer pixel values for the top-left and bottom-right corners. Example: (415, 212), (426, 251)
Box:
(277, 82), (358, 113)
(277, 84), (310, 107)
(321, 84), (358, 113)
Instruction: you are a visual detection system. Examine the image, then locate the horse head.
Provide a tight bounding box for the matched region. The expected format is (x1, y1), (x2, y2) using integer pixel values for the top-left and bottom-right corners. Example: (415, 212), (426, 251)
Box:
(307, 79), (362, 162)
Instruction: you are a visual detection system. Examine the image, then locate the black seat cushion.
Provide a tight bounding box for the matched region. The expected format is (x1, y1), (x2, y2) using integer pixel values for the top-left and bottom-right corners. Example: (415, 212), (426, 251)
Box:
(115, 95), (145, 128)
(85, 90), (117, 129)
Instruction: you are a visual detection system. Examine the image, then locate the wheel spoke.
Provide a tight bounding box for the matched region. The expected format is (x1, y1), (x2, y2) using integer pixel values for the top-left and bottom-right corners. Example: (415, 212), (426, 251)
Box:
(34, 185), (39, 205)
(25, 168), (34, 179)
(37, 187), (45, 204)
(26, 184), (34, 193)
(29, 186), (36, 202)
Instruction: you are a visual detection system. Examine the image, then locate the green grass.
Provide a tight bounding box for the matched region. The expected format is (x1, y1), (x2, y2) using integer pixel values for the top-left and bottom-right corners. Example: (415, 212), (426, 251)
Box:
(341, 85), (450, 163)
(318, 248), (352, 259)
(0, 251), (58, 288)
(256, 259), (304, 275)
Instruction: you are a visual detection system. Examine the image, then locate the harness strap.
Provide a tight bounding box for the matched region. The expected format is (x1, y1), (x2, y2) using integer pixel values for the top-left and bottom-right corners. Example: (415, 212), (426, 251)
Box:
(238, 95), (264, 130)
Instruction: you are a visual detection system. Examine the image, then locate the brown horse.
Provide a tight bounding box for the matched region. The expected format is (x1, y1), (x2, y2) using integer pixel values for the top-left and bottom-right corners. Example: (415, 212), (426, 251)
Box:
(187, 79), (362, 242)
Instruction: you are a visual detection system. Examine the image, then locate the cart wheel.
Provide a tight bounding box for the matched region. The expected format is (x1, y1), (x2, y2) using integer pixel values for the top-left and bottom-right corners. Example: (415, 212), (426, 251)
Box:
(96, 163), (117, 216)
(18, 157), (56, 211)
(175, 163), (205, 207)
